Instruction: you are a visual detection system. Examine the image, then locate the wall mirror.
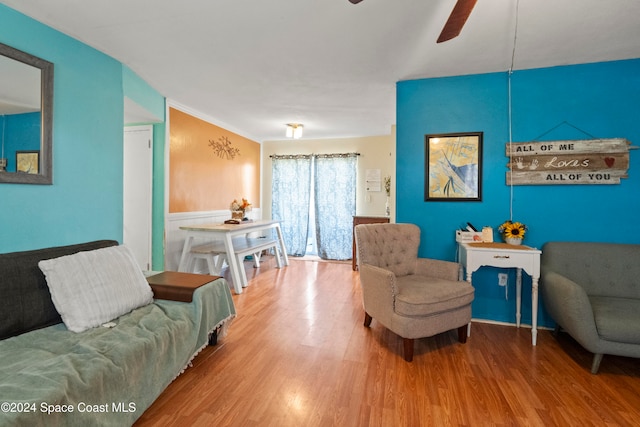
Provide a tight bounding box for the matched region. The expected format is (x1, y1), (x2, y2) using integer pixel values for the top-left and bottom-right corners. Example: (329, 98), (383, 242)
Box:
(0, 42), (53, 184)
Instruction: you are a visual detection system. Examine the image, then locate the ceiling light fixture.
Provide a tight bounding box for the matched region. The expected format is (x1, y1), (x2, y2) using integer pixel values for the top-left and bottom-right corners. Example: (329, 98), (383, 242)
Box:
(285, 123), (303, 139)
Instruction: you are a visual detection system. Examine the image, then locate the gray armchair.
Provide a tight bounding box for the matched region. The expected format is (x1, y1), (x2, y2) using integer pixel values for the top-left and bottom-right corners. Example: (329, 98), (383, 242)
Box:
(541, 241), (640, 373)
(354, 223), (474, 361)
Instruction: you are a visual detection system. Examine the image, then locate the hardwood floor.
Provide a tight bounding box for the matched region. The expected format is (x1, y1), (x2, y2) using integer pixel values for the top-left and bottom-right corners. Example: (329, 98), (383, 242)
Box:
(135, 257), (640, 426)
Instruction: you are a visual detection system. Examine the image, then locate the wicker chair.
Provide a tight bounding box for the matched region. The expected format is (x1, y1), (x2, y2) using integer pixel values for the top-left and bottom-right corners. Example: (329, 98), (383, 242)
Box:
(354, 223), (474, 361)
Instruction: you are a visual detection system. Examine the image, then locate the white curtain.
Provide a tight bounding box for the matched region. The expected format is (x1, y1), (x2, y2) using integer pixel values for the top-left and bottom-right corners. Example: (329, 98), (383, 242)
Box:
(314, 154), (357, 260)
(271, 155), (312, 256)
(271, 153), (357, 259)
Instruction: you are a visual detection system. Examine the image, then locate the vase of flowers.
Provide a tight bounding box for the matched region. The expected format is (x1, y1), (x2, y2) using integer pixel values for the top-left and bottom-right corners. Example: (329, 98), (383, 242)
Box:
(230, 198), (251, 220)
(498, 220), (527, 245)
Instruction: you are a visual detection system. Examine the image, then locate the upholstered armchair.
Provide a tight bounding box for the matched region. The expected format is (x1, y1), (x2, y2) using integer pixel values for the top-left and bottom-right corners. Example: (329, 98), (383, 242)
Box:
(354, 223), (474, 361)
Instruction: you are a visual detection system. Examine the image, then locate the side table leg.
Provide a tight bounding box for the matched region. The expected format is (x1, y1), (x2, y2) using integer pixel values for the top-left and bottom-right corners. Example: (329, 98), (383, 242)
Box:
(516, 268), (522, 328)
(532, 276), (539, 346)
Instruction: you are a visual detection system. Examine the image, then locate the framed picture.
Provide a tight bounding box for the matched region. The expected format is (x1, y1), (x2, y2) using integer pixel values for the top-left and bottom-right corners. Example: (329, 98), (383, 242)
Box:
(16, 151), (40, 174)
(425, 132), (483, 201)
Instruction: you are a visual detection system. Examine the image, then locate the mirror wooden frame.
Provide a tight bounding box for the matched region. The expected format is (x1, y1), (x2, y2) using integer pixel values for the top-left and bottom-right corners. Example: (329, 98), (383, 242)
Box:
(0, 42), (54, 185)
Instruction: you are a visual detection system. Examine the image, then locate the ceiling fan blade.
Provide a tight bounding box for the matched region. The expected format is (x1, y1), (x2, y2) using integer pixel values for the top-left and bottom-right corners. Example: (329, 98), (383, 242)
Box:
(437, 0), (478, 43)
(349, 0), (364, 4)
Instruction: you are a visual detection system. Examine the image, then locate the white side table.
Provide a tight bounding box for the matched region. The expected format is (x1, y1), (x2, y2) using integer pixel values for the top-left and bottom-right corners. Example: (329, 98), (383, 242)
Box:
(459, 242), (542, 345)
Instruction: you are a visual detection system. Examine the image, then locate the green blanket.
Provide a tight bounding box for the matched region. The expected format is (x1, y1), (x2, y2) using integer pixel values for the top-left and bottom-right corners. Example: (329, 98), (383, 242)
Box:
(0, 278), (235, 427)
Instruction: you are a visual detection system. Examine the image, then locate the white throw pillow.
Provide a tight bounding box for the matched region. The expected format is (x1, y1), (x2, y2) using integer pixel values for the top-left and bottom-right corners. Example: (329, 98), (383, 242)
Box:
(38, 245), (154, 333)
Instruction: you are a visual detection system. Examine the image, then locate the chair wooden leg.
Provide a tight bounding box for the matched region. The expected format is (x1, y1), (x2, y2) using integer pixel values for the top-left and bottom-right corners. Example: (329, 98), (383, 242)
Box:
(458, 325), (468, 343)
(403, 338), (414, 362)
(363, 312), (372, 327)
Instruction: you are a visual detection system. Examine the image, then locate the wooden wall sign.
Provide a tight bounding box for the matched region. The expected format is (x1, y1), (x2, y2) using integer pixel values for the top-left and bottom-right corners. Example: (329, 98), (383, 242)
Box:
(505, 138), (633, 185)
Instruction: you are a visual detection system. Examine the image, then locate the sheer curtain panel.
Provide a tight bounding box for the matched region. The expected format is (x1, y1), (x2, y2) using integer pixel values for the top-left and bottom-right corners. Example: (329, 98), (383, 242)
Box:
(271, 155), (312, 256)
(314, 154), (357, 260)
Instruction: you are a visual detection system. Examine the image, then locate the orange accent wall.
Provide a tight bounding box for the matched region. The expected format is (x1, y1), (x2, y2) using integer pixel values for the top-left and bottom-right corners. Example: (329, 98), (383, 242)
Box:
(169, 108), (260, 213)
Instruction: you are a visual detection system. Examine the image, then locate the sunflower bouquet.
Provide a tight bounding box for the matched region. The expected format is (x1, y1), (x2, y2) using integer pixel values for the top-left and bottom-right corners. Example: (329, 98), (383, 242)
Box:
(498, 220), (527, 243)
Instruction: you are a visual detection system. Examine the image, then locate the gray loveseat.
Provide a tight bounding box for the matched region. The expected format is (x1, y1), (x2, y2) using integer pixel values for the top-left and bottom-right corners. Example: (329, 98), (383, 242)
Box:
(0, 240), (236, 426)
(540, 241), (640, 373)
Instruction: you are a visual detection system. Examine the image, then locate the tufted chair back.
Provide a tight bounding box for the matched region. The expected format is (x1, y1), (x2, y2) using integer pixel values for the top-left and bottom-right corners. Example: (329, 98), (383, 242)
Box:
(355, 223), (420, 276)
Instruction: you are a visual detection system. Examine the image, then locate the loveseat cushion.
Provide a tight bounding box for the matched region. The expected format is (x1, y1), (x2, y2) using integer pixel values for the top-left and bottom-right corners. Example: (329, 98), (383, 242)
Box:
(395, 275), (475, 317)
(0, 240), (118, 340)
(38, 245), (154, 333)
(590, 296), (640, 344)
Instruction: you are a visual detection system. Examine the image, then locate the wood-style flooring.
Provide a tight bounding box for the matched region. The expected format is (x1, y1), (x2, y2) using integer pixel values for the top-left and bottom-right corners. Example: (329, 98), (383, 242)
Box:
(135, 256), (640, 426)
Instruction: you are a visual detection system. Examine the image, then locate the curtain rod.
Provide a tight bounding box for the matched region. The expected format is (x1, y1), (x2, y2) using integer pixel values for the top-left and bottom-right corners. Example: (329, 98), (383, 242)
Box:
(269, 152), (360, 159)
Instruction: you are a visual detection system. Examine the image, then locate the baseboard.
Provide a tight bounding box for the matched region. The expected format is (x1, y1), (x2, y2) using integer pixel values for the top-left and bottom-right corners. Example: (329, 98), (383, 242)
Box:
(471, 318), (553, 331)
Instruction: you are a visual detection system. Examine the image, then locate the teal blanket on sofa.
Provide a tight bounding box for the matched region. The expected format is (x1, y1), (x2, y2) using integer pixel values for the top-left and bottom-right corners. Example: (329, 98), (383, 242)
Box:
(0, 278), (235, 427)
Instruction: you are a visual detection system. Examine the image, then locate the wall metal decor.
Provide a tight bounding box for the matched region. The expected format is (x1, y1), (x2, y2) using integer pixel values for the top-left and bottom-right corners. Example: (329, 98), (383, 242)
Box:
(209, 136), (240, 160)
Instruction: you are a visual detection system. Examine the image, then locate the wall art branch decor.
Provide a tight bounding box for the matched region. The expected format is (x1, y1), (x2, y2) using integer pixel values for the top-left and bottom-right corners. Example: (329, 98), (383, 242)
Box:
(209, 136), (240, 160)
(425, 132), (483, 201)
(505, 138), (634, 185)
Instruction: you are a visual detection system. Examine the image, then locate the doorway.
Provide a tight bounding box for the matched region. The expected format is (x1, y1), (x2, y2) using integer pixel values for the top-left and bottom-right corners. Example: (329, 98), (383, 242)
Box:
(123, 125), (153, 270)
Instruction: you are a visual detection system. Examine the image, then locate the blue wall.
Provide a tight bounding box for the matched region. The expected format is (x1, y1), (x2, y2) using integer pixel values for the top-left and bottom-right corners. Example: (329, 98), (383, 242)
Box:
(397, 59), (640, 327)
(0, 5), (163, 254)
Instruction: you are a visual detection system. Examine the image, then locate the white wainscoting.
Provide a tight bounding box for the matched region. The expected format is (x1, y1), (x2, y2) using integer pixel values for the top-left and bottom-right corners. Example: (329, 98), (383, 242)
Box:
(165, 208), (263, 272)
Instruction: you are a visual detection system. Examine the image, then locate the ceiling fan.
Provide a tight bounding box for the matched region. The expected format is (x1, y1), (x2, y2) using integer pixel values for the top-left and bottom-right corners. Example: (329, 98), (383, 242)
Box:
(348, 0), (477, 43)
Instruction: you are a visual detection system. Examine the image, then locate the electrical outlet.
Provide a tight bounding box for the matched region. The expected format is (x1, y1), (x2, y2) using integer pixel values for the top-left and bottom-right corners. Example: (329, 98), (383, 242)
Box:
(498, 273), (508, 287)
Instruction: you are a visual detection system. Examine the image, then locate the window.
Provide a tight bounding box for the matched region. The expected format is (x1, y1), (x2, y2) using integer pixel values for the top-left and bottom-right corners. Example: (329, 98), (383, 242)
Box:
(271, 153), (357, 260)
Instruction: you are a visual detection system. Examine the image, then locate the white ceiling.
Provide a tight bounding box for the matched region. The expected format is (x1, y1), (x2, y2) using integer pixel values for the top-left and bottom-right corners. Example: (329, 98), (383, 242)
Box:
(2, 0), (640, 141)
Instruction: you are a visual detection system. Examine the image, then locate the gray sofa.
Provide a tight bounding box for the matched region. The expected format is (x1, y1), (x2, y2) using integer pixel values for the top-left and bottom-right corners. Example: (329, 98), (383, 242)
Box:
(540, 241), (640, 373)
(0, 240), (236, 426)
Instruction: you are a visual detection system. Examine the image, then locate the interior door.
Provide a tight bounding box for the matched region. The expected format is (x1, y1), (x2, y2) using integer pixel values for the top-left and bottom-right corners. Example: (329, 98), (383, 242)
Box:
(123, 125), (153, 270)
